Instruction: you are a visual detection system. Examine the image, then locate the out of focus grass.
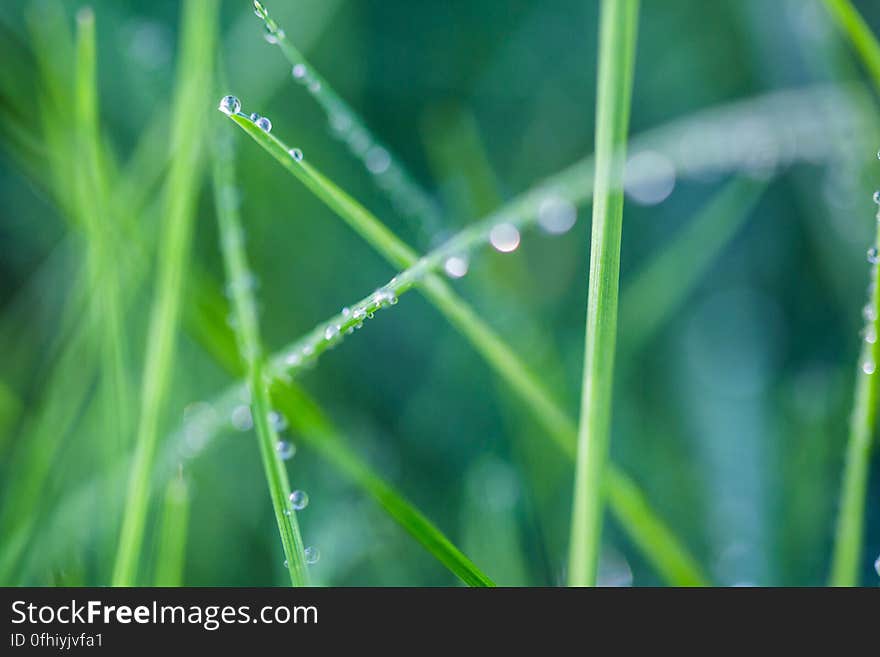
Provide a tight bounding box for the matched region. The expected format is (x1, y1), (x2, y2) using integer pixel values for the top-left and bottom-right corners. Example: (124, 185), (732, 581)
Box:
(0, 0), (879, 587)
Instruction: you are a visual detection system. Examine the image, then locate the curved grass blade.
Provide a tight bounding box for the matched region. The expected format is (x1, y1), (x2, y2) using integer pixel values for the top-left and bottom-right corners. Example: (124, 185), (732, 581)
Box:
(821, 0), (880, 587)
(213, 129), (309, 586)
(252, 0), (443, 241)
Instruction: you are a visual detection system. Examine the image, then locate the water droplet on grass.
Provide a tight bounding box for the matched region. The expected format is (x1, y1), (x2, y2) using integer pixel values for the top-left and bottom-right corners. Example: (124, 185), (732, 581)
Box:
(365, 147), (391, 174)
(288, 148), (303, 161)
(490, 223), (521, 252)
(325, 324), (340, 340)
(875, 553), (880, 576)
(862, 359), (876, 375)
(444, 255), (469, 278)
(874, 190), (880, 205)
(268, 410), (288, 432)
(292, 63), (307, 80)
(255, 116), (272, 132)
(218, 95), (240, 115)
(289, 490), (309, 510)
(304, 546), (320, 564)
(276, 440), (295, 460)
(253, 1), (268, 19)
(537, 196), (577, 234)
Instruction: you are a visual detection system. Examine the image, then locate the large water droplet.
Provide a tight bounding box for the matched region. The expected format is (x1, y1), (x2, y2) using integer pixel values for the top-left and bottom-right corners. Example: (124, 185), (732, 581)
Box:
(276, 440), (295, 460)
(537, 196), (577, 234)
(268, 410), (288, 432)
(231, 405), (253, 431)
(862, 358), (876, 375)
(255, 116), (272, 132)
(218, 95), (241, 115)
(624, 151), (677, 205)
(304, 546), (320, 564)
(444, 255), (469, 278)
(490, 223), (521, 252)
(289, 490), (309, 510)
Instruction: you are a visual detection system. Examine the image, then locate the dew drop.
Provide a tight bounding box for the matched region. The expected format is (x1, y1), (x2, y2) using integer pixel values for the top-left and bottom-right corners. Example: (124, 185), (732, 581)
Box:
(230, 405), (253, 431)
(249, 112), (260, 121)
(268, 410), (288, 432)
(324, 324), (340, 340)
(288, 148), (303, 161)
(868, 247), (879, 264)
(255, 116), (272, 132)
(308, 80), (321, 93)
(864, 325), (877, 344)
(218, 95), (241, 115)
(342, 307), (351, 317)
(864, 304), (877, 322)
(283, 559), (288, 568)
(285, 351), (302, 367)
(304, 546), (320, 564)
(444, 255), (469, 278)
(253, 1), (268, 20)
(352, 308), (365, 321)
(490, 222), (521, 253)
(875, 553), (880, 576)
(874, 190), (880, 205)
(276, 440), (295, 460)
(289, 490), (309, 510)
(537, 196), (577, 235)
(292, 63), (307, 80)
(365, 147), (391, 174)
(862, 359), (876, 375)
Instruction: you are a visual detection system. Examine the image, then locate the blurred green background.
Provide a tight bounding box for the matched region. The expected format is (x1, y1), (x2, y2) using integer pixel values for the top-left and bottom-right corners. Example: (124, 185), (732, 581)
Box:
(1, 0), (879, 586)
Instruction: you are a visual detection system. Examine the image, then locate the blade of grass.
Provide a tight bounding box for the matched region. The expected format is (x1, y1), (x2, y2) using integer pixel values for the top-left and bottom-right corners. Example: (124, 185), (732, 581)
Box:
(153, 469), (190, 587)
(252, 0), (444, 241)
(74, 7), (131, 464)
(212, 128), (309, 586)
(113, 0), (219, 586)
(569, 0), (639, 588)
(821, 0), (880, 587)
(223, 108), (707, 586)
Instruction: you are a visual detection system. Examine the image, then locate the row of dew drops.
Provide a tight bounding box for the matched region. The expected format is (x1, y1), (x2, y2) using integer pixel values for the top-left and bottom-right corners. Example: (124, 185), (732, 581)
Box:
(253, 0), (442, 240)
(867, 151), (880, 579)
(217, 96), (578, 377)
(235, 402), (320, 566)
(864, 150), (880, 381)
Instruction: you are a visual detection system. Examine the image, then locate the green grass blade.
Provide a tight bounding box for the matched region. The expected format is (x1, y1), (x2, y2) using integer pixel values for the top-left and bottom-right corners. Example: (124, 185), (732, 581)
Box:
(823, 0), (880, 83)
(212, 130), (309, 586)
(223, 105), (707, 586)
(74, 7), (131, 466)
(822, 0), (880, 587)
(153, 471), (190, 587)
(567, 0), (639, 587)
(252, 0), (444, 240)
(113, 0), (219, 587)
